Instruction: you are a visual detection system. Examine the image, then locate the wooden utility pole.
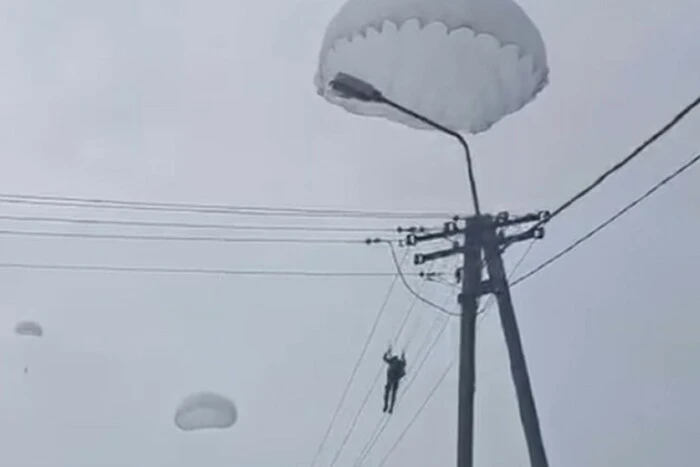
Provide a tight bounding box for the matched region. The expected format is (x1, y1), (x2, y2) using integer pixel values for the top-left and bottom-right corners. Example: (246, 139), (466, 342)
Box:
(406, 212), (549, 467)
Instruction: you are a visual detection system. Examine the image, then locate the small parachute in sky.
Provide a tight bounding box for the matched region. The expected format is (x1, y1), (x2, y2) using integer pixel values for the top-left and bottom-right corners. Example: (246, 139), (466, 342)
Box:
(315, 0), (549, 133)
(15, 320), (43, 338)
(174, 392), (238, 431)
(15, 320), (43, 375)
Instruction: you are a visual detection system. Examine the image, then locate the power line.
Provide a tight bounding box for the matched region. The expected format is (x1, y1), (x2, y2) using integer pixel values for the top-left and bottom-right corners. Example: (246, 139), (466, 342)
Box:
(386, 241), (460, 317)
(0, 229), (367, 245)
(329, 366), (386, 467)
(377, 357), (455, 467)
(392, 265), (435, 347)
(308, 250), (409, 467)
(0, 193), (455, 220)
(355, 412), (387, 467)
(0, 262), (425, 277)
(355, 294), (460, 466)
(402, 294), (436, 354)
(327, 273), (433, 467)
(540, 95), (699, 227)
(361, 296), (496, 467)
(354, 321), (447, 467)
(507, 239), (538, 279)
(0, 214), (396, 233)
(351, 258), (460, 467)
(423, 240), (534, 295)
(401, 258), (462, 349)
(359, 223), (532, 465)
(370, 317), (468, 467)
(401, 317), (452, 397)
(354, 292), (453, 466)
(512, 152), (700, 287)
(477, 238), (537, 322)
(351, 91), (697, 467)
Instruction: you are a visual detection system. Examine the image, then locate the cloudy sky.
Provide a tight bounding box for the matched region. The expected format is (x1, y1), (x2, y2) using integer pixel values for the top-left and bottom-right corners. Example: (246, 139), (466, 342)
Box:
(0, 0), (698, 466)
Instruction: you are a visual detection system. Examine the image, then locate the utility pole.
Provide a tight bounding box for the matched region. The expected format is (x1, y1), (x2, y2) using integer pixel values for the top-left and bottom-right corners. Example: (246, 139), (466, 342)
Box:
(404, 211), (550, 467)
(327, 71), (550, 467)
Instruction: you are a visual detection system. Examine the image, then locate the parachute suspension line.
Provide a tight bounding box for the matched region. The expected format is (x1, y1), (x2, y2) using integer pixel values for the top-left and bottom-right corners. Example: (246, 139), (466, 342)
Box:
(355, 290), (457, 466)
(406, 259), (459, 355)
(354, 318), (442, 466)
(328, 267), (438, 467)
(403, 312), (426, 357)
(376, 299), (498, 467)
(377, 356), (456, 467)
(359, 292), (492, 466)
(308, 249), (410, 467)
(355, 316), (449, 467)
(398, 260), (462, 390)
(404, 256), (461, 354)
(392, 262), (435, 350)
(400, 319), (451, 403)
(353, 283), (439, 467)
(394, 284), (450, 394)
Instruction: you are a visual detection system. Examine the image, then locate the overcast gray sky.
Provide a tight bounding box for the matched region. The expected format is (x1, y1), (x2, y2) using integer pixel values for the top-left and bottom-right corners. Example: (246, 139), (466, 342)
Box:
(0, 1), (698, 466)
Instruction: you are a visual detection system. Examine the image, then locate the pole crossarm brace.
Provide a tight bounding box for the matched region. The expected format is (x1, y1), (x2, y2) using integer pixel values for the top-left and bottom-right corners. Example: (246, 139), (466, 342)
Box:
(500, 225), (545, 244)
(405, 221), (459, 246)
(414, 246), (461, 265)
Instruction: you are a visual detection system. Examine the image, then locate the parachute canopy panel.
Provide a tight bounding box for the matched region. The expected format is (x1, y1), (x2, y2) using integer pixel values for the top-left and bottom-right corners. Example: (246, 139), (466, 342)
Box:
(315, 0), (549, 133)
(174, 392), (238, 431)
(15, 320), (43, 337)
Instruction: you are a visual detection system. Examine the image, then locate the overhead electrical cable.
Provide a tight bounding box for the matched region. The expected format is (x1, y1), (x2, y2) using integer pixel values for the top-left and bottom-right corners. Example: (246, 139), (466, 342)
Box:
(0, 214), (397, 233)
(355, 314), (453, 467)
(512, 152), (700, 287)
(386, 241), (460, 317)
(377, 356), (456, 467)
(327, 269), (434, 467)
(0, 229), (370, 245)
(537, 95), (699, 229)
(366, 141), (700, 467)
(0, 262), (427, 278)
(477, 237), (537, 323)
(308, 250), (409, 467)
(355, 292), (464, 466)
(0, 193), (455, 220)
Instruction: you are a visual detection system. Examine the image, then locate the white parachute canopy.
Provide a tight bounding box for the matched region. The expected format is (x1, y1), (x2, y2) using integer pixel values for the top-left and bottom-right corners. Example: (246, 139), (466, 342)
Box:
(174, 392), (238, 431)
(315, 0), (549, 133)
(15, 320), (43, 337)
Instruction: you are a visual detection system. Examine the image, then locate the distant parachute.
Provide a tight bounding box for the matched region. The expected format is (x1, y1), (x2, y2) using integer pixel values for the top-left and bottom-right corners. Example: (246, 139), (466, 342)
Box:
(174, 392), (238, 431)
(15, 320), (43, 338)
(15, 320), (43, 375)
